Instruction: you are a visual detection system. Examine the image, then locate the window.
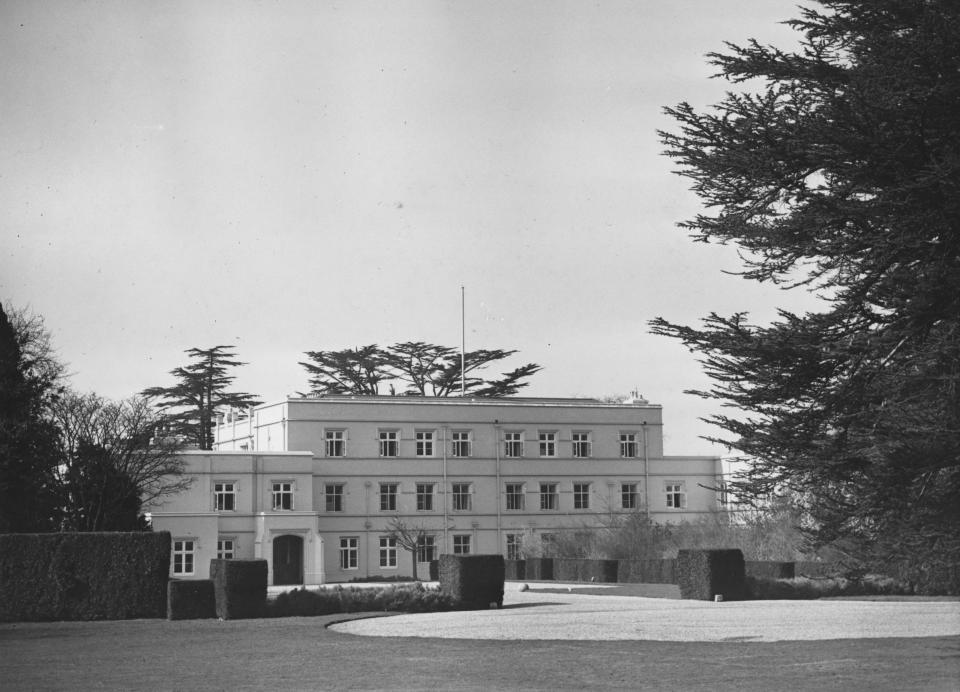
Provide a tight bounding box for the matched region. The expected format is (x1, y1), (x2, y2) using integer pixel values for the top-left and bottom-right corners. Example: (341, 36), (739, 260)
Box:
(505, 483), (525, 510)
(504, 431), (523, 458)
(451, 431), (471, 457)
(506, 534), (522, 561)
(620, 433), (638, 458)
(540, 533), (556, 557)
(621, 483), (639, 510)
(452, 483), (471, 511)
(416, 535), (436, 563)
(217, 538), (235, 560)
(325, 429), (346, 457)
(573, 482), (591, 509)
(539, 483), (558, 510)
(379, 483), (398, 511)
(453, 535), (471, 555)
(572, 432), (592, 458)
(172, 539), (195, 575)
(379, 430), (399, 457)
(415, 430), (435, 457)
(272, 482), (294, 510)
(325, 483), (345, 512)
(379, 537), (397, 568)
(416, 483), (435, 511)
(213, 482), (236, 511)
(666, 482), (686, 509)
(538, 432), (557, 457)
(339, 537), (358, 570)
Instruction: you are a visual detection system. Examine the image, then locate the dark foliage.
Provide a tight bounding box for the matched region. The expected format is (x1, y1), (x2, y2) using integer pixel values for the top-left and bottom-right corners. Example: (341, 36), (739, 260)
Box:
(616, 559), (678, 585)
(167, 579), (216, 620)
(438, 554), (505, 609)
(554, 558), (619, 583)
(300, 342), (541, 397)
(652, 1), (960, 583)
(677, 549), (748, 601)
(266, 583), (456, 617)
(143, 346), (261, 450)
(210, 559), (267, 620)
(0, 532), (170, 622)
(524, 557), (554, 581)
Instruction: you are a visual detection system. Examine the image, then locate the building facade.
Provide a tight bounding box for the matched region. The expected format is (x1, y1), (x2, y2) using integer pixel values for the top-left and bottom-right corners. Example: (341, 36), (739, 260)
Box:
(149, 396), (723, 585)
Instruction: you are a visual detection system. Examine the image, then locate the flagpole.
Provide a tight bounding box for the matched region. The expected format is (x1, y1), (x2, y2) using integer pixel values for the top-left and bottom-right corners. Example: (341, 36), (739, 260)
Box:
(460, 286), (466, 396)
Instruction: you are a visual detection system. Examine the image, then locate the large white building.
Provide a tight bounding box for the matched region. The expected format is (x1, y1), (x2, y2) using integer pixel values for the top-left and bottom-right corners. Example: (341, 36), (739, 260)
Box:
(149, 395), (724, 585)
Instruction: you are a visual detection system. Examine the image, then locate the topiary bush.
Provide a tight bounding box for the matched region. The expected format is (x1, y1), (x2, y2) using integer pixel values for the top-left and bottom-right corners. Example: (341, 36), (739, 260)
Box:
(677, 549), (747, 601)
(0, 532), (170, 622)
(438, 554), (505, 609)
(210, 559), (267, 620)
(167, 579), (216, 620)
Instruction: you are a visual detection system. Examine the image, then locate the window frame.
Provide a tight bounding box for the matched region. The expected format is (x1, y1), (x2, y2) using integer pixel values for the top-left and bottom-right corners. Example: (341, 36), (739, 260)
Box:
(378, 429), (399, 458)
(665, 481), (686, 509)
(416, 535), (436, 563)
(451, 482), (472, 511)
(172, 539), (195, 575)
(325, 429), (346, 457)
(213, 481), (237, 512)
(572, 431), (592, 458)
(339, 536), (359, 570)
(538, 431), (557, 458)
(619, 432), (639, 459)
(539, 482), (558, 511)
(217, 537), (235, 560)
(506, 533), (522, 561)
(379, 482), (398, 511)
(505, 482), (525, 510)
(325, 483), (345, 512)
(452, 534), (471, 555)
(504, 431), (523, 458)
(451, 430), (472, 458)
(271, 481), (295, 511)
(416, 482), (435, 511)
(379, 536), (397, 568)
(621, 482), (639, 510)
(415, 430), (435, 457)
(573, 482), (591, 510)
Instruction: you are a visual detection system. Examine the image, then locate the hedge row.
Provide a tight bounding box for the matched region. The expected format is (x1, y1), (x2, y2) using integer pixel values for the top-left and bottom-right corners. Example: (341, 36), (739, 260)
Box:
(210, 559), (267, 619)
(168, 579), (216, 620)
(677, 549), (748, 601)
(0, 532), (170, 622)
(438, 554), (504, 609)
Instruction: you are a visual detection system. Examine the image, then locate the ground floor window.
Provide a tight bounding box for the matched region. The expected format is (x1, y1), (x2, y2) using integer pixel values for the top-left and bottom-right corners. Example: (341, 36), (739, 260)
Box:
(665, 482), (686, 509)
(416, 535), (436, 563)
(173, 539), (195, 575)
(453, 534), (471, 555)
(379, 537), (397, 568)
(339, 536), (359, 570)
(506, 534), (522, 561)
(217, 538), (235, 560)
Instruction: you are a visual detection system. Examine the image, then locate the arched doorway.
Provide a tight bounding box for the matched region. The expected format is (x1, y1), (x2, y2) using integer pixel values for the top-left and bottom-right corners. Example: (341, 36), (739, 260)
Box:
(273, 534), (304, 586)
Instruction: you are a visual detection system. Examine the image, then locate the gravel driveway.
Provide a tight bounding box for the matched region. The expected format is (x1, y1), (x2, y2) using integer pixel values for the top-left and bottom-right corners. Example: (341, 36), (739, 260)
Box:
(330, 583), (960, 643)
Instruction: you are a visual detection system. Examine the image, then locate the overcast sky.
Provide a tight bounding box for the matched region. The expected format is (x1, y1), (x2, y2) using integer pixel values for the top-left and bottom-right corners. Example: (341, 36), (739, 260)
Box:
(2, 0), (820, 456)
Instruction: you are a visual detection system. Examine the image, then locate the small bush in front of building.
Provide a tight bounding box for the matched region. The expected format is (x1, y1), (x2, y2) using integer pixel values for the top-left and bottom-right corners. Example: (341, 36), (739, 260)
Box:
(266, 583), (456, 617)
(210, 559), (267, 620)
(524, 557), (554, 581)
(438, 554), (505, 609)
(677, 549), (747, 601)
(0, 532), (170, 622)
(167, 579), (216, 620)
(746, 574), (913, 600)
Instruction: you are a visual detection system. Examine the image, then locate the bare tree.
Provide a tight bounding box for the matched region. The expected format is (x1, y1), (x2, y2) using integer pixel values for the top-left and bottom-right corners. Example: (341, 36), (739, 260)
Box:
(385, 515), (429, 581)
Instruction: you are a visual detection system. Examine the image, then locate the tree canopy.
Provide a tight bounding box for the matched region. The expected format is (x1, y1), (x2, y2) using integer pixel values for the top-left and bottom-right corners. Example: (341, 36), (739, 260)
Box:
(301, 342), (541, 397)
(651, 1), (960, 589)
(142, 346), (261, 450)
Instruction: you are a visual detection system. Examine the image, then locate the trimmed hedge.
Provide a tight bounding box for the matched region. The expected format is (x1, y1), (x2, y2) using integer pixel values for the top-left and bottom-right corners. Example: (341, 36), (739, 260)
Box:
(0, 532), (170, 622)
(267, 583), (456, 617)
(616, 559), (677, 584)
(504, 559), (526, 581)
(438, 554), (504, 609)
(677, 549), (747, 601)
(554, 558), (619, 583)
(429, 559), (439, 581)
(524, 557), (554, 581)
(167, 579), (216, 620)
(210, 559), (267, 620)
(746, 561), (795, 580)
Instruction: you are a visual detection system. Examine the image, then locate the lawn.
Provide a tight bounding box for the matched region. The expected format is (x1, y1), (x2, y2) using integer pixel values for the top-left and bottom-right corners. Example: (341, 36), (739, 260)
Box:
(1, 614), (957, 691)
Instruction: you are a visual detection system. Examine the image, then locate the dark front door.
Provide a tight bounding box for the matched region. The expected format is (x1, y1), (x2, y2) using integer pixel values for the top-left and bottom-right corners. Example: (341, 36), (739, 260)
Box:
(273, 534), (304, 586)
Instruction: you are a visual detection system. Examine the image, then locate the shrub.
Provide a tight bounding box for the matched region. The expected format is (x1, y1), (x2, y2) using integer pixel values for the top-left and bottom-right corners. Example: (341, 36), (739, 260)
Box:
(210, 559), (267, 620)
(524, 557), (554, 581)
(429, 559), (439, 581)
(0, 532), (170, 622)
(745, 561), (795, 580)
(747, 574), (914, 599)
(677, 549), (747, 601)
(167, 579), (215, 620)
(265, 583), (456, 617)
(616, 559), (677, 584)
(554, 558), (618, 583)
(504, 559), (526, 580)
(438, 554), (505, 609)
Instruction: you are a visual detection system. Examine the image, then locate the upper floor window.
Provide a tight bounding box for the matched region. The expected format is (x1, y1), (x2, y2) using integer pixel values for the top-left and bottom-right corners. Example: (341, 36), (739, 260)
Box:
(451, 431), (471, 458)
(325, 483), (345, 512)
(213, 482), (236, 511)
(272, 482), (294, 511)
(325, 429), (346, 457)
(505, 483), (525, 510)
(172, 539), (195, 575)
(504, 431), (523, 458)
(453, 534), (471, 555)
(572, 432), (592, 458)
(379, 430), (399, 457)
(538, 432), (557, 457)
(573, 482), (591, 509)
(379, 483), (398, 511)
(539, 483), (558, 511)
(416, 483), (435, 511)
(415, 431), (435, 457)
(665, 482), (686, 509)
(217, 538), (235, 560)
(452, 483), (472, 511)
(620, 433), (638, 458)
(621, 483), (639, 510)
